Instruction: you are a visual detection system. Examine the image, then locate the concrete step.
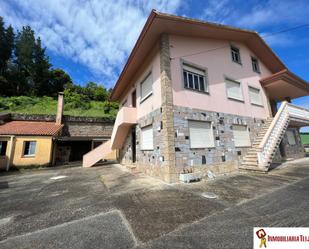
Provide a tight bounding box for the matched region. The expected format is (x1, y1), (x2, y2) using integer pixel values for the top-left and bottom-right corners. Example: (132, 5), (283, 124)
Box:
(239, 165), (268, 172)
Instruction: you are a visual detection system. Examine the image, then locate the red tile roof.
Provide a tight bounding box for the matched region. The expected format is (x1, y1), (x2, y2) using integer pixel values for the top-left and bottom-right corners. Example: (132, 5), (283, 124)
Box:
(0, 121), (63, 136)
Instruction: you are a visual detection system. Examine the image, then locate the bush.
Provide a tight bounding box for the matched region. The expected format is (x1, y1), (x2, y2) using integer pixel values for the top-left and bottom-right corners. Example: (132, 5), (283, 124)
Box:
(63, 89), (90, 110)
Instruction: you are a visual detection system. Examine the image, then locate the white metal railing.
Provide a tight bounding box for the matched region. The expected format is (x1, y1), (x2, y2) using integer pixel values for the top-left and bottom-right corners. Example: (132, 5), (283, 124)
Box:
(257, 101), (309, 169)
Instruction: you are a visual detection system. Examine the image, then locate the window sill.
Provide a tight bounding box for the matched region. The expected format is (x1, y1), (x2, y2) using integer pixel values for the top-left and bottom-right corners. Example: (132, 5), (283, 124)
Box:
(227, 97), (245, 103)
(232, 61), (242, 66)
(22, 155), (35, 158)
(251, 103), (264, 108)
(235, 145), (251, 148)
(184, 87), (209, 95)
(190, 146), (216, 150)
(141, 149), (154, 151)
(140, 92), (153, 104)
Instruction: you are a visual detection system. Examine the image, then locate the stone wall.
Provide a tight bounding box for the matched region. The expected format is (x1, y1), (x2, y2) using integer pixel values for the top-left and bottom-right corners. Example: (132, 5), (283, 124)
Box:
(119, 108), (166, 178)
(282, 128), (304, 159)
(9, 113), (114, 138)
(271, 128), (304, 163)
(173, 105), (265, 174)
(61, 121), (113, 138)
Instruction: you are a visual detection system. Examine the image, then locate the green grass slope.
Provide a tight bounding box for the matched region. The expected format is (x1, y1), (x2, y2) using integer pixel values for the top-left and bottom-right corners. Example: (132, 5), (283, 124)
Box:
(0, 96), (117, 119)
(301, 133), (309, 145)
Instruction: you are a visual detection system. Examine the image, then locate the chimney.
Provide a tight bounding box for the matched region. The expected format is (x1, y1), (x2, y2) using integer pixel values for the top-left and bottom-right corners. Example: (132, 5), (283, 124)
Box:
(56, 92), (64, 125)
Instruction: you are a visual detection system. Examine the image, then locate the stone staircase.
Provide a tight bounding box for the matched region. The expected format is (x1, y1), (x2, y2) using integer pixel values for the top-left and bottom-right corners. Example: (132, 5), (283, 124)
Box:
(239, 118), (274, 172)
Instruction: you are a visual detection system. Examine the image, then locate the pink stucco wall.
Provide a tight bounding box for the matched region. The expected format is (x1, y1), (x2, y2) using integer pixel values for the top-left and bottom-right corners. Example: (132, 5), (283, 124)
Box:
(120, 45), (161, 119)
(169, 35), (272, 119)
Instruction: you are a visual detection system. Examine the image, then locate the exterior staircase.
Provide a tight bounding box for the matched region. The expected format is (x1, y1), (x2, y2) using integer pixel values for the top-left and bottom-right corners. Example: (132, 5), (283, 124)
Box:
(240, 101), (309, 172)
(82, 107), (137, 168)
(239, 118), (274, 171)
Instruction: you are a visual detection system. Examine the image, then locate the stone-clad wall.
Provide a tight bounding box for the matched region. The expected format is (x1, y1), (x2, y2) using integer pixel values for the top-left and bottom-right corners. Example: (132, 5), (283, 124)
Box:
(173, 105), (265, 173)
(119, 108), (167, 178)
(283, 128), (304, 158)
(268, 128), (304, 163)
(62, 122), (113, 137)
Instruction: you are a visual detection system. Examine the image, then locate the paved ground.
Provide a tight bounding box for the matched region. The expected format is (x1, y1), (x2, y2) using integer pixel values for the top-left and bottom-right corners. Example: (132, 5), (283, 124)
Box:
(0, 158), (309, 248)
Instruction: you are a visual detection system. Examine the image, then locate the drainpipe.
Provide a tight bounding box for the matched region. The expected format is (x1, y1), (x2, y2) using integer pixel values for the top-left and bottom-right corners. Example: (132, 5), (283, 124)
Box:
(6, 135), (15, 171)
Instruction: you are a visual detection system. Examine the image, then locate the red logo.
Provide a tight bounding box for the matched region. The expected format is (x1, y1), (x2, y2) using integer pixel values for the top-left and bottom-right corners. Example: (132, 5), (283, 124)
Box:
(256, 229), (266, 239)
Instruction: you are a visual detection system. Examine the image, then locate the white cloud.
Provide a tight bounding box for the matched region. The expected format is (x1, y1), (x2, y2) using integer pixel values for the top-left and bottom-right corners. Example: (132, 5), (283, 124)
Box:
(0, 0), (181, 86)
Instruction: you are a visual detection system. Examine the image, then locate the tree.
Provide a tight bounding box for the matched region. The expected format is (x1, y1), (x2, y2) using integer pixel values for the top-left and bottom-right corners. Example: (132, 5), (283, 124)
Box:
(14, 26), (36, 95)
(83, 82), (109, 101)
(32, 37), (51, 96)
(0, 17), (14, 75)
(50, 69), (72, 96)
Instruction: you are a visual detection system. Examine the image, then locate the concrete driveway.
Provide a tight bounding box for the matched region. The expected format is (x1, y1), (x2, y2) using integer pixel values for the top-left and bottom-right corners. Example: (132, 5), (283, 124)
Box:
(0, 158), (309, 249)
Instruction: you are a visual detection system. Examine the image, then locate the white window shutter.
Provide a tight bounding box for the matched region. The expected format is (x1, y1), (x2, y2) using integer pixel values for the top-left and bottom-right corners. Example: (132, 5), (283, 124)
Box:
(226, 79), (243, 101)
(249, 87), (262, 105)
(141, 74), (153, 100)
(141, 125), (154, 150)
(233, 125), (251, 147)
(286, 130), (296, 145)
(189, 121), (214, 148)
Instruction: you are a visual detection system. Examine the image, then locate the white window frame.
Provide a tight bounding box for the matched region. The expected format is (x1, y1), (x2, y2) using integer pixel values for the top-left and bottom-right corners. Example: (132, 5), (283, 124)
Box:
(140, 72), (153, 103)
(249, 86), (263, 106)
(189, 120), (215, 149)
(233, 125), (251, 147)
(182, 62), (209, 93)
(287, 130), (297, 145)
(231, 45), (241, 64)
(251, 56), (260, 73)
(140, 125), (154, 150)
(23, 141), (37, 157)
(225, 77), (244, 102)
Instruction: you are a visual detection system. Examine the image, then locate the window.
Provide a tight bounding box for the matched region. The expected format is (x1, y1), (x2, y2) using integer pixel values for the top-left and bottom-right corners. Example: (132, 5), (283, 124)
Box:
(231, 46), (241, 64)
(225, 78), (244, 101)
(249, 87), (262, 106)
(251, 57), (260, 73)
(189, 121), (215, 148)
(287, 130), (296, 145)
(140, 73), (153, 102)
(141, 125), (153, 150)
(0, 141), (8, 156)
(23, 141), (36, 156)
(233, 125), (251, 147)
(183, 63), (208, 93)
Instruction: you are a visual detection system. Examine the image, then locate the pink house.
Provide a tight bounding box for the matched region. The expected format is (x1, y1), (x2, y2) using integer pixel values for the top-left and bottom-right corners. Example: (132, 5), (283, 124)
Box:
(83, 11), (309, 183)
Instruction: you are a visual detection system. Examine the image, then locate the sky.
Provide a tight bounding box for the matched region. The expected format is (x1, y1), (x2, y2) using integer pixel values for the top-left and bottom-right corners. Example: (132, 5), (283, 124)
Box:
(0, 0), (309, 129)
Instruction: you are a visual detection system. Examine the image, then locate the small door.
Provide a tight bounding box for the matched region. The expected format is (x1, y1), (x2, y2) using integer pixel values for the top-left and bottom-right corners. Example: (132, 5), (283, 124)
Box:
(131, 127), (136, 163)
(132, 90), (136, 108)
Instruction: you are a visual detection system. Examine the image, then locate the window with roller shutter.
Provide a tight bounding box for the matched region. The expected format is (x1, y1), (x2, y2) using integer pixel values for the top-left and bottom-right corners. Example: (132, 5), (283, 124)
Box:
(225, 78), (244, 102)
(189, 120), (215, 149)
(140, 73), (153, 102)
(233, 125), (251, 147)
(287, 130), (297, 145)
(141, 125), (154, 150)
(249, 86), (263, 106)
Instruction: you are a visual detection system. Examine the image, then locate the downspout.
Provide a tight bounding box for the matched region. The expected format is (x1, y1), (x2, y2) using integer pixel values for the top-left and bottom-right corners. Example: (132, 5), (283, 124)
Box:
(6, 135), (15, 171)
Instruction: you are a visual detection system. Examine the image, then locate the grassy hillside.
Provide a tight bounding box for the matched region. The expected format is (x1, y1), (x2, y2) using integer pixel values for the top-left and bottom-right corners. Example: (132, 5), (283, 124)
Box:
(0, 96), (118, 119)
(301, 133), (309, 145)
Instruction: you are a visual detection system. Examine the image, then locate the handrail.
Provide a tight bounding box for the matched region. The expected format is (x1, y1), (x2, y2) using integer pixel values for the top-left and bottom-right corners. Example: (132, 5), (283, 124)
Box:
(258, 101), (288, 150)
(257, 101), (309, 169)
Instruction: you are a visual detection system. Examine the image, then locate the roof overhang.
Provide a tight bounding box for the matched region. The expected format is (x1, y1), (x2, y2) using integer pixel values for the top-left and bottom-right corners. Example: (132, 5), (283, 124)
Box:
(260, 69), (309, 101)
(110, 10), (287, 101)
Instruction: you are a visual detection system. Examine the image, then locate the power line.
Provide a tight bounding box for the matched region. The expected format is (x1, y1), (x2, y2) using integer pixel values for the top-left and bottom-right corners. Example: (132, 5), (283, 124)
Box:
(170, 22), (309, 60)
(261, 23), (309, 38)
